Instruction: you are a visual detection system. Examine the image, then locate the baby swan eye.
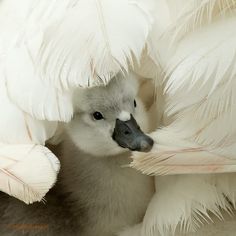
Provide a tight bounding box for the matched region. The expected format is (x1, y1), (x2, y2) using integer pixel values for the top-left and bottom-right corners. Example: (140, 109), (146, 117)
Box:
(93, 112), (104, 120)
(134, 99), (137, 108)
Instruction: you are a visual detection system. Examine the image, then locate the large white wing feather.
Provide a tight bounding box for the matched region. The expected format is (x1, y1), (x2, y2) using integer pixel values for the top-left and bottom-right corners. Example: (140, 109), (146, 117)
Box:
(0, 144), (60, 204)
(38, 0), (153, 89)
(4, 45), (73, 122)
(0, 72), (57, 144)
(132, 7), (236, 175)
(131, 129), (236, 175)
(0, 0), (73, 121)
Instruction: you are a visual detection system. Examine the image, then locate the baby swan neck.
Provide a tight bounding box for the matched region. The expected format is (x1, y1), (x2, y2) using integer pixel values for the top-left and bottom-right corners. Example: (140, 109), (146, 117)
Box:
(79, 147), (132, 167)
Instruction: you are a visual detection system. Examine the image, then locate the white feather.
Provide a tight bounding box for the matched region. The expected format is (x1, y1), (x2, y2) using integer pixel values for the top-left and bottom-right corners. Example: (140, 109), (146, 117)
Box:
(166, 0), (236, 44)
(165, 16), (236, 96)
(0, 143), (60, 204)
(142, 175), (231, 236)
(0, 73), (57, 144)
(0, 0), (74, 122)
(130, 1), (236, 235)
(131, 128), (236, 175)
(37, 0), (153, 89)
(4, 44), (73, 122)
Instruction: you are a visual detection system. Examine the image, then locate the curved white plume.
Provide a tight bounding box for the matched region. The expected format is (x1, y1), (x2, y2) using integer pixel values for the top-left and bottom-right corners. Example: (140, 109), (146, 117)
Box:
(0, 74), (57, 144)
(130, 1), (236, 235)
(131, 129), (236, 175)
(38, 0), (153, 89)
(0, 144), (60, 204)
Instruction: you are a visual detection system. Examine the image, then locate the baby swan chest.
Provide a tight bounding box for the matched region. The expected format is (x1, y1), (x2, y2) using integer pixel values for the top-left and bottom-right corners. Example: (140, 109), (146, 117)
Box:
(62, 148), (154, 236)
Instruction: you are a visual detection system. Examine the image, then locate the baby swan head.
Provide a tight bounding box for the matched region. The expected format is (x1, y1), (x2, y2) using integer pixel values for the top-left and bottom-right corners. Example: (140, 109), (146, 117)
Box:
(68, 73), (153, 157)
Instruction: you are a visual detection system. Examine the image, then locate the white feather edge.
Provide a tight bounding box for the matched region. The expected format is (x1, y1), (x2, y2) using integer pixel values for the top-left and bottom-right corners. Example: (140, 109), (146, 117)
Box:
(142, 174), (234, 236)
(140, 1), (236, 76)
(132, 0), (166, 78)
(0, 0), (74, 122)
(165, 15), (236, 95)
(0, 73), (58, 144)
(131, 129), (236, 175)
(160, 16), (236, 153)
(37, 0), (153, 89)
(165, 0), (236, 45)
(4, 44), (73, 122)
(0, 143), (60, 204)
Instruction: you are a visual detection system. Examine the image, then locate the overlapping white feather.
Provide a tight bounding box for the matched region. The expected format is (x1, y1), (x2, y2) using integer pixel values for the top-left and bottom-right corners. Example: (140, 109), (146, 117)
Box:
(0, 66), (58, 144)
(132, 1), (236, 181)
(141, 174), (232, 236)
(38, 0), (153, 89)
(166, 0), (236, 43)
(130, 1), (236, 235)
(131, 129), (236, 175)
(0, 144), (60, 204)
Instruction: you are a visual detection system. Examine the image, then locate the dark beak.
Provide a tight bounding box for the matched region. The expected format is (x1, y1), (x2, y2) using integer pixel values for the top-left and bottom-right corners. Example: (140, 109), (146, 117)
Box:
(112, 115), (154, 152)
